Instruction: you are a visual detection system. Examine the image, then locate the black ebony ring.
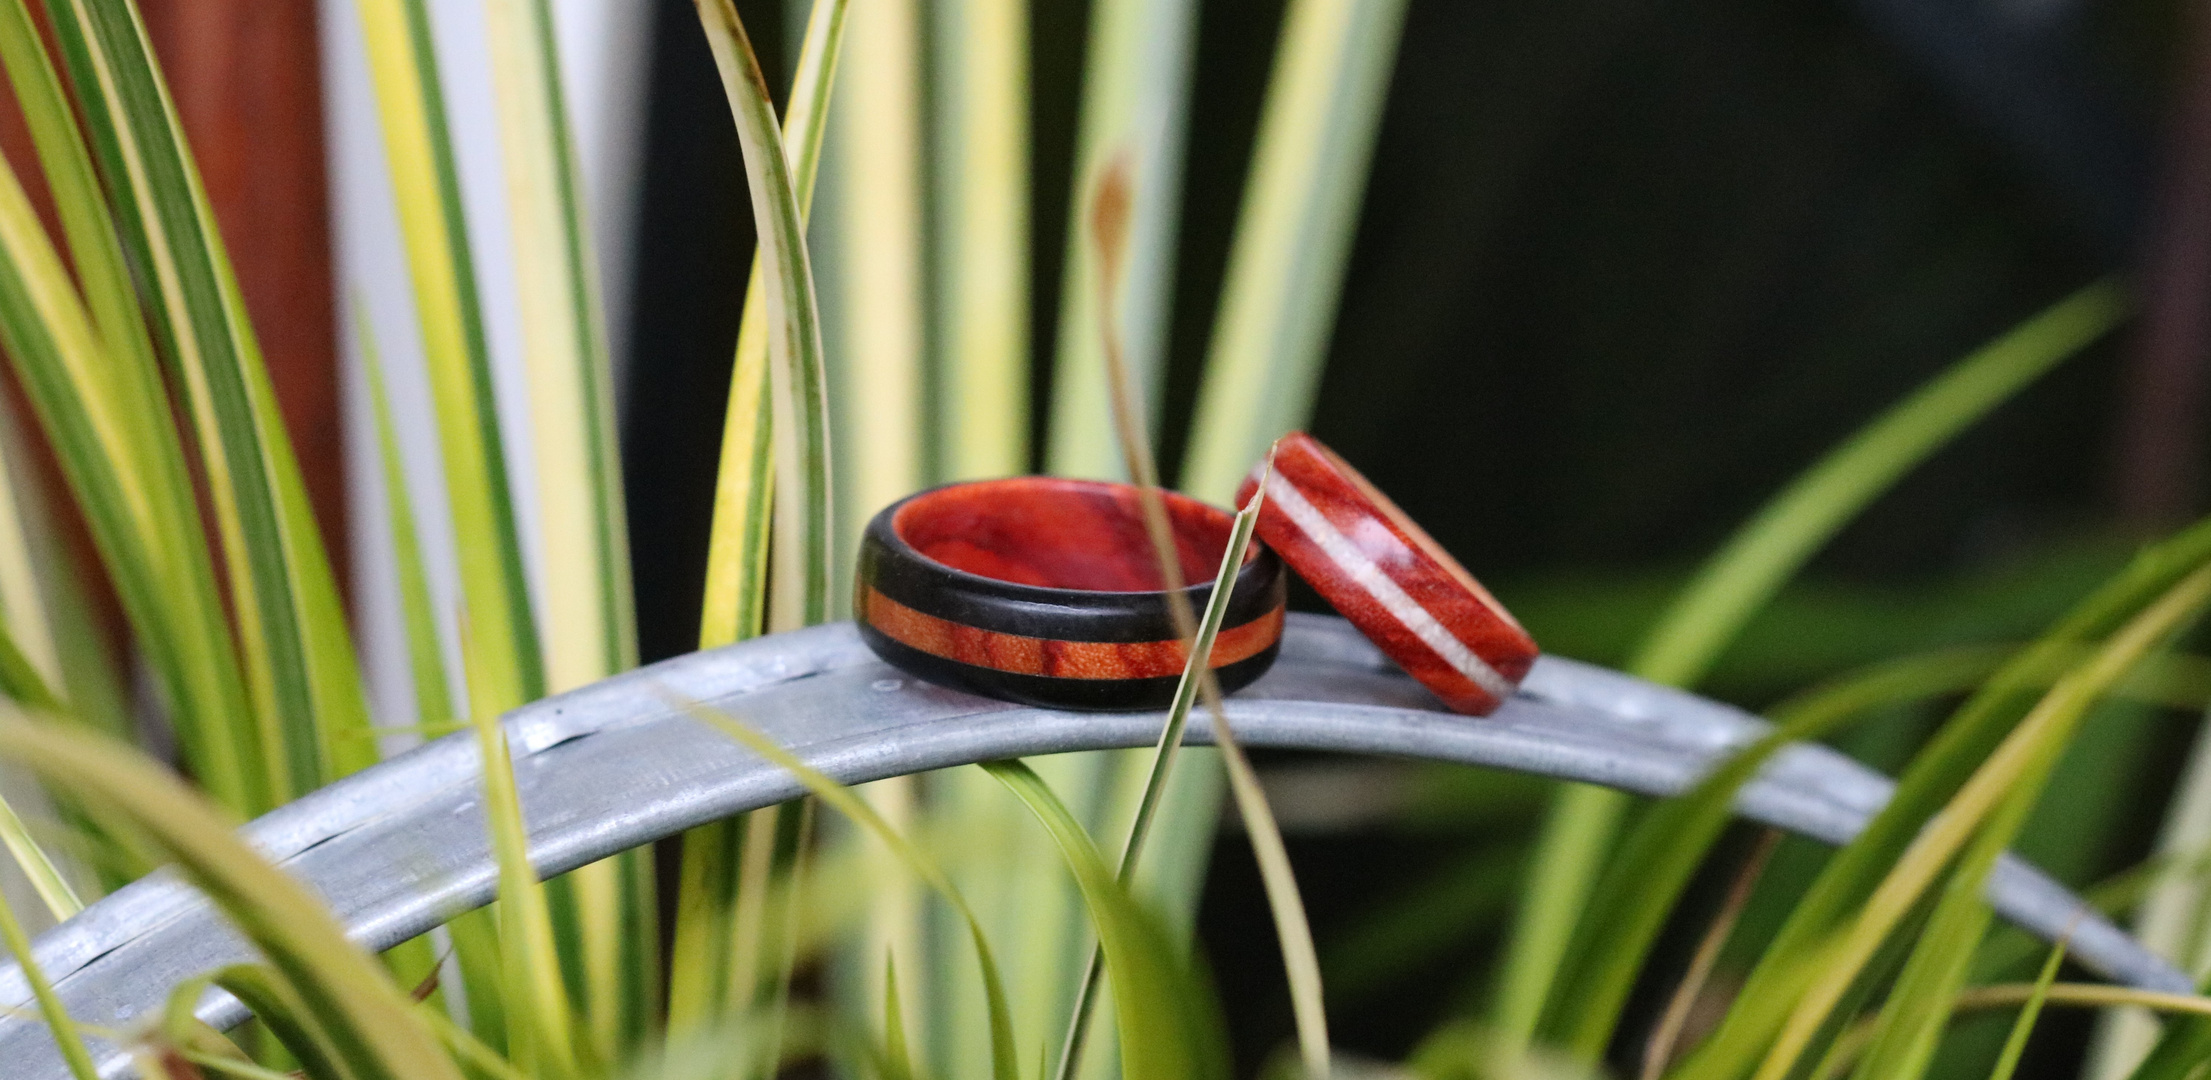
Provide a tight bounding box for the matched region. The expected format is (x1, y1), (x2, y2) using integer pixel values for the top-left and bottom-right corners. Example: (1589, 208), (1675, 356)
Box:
(855, 476), (1287, 711)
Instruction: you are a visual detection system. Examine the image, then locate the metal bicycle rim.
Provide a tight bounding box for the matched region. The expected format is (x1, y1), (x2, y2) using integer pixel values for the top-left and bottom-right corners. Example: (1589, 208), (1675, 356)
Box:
(0, 614), (2184, 1077)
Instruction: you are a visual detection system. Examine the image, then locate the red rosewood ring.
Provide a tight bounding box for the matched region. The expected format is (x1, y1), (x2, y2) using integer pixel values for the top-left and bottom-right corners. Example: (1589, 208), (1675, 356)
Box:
(1237, 432), (1538, 715)
(855, 477), (1288, 711)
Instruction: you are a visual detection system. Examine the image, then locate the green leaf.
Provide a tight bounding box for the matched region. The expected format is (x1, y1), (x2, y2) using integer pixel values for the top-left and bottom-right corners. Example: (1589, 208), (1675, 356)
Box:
(819, 0), (926, 611)
(205, 966), (353, 1080)
(676, 0), (851, 1057)
(1496, 282), (2130, 1059)
(43, 0), (377, 798)
(467, 677), (581, 1077)
(348, 0), (557, 1052)
(480, 0), (634, 693)
(1178, 0), (1412, 503)
(1674, 514), (2211, 1080)
(1209, 672), (1333, 1078)
(982, 760), (1231, 1080)
(698, 0), (847, 650)
(0, 717), (466, 1080)
(454, 2), (660, 1040)
(881, 952), (916, 1080)
(1119, 479), (1264, 874)
(1637, 282), (2126, 689)
(0, 0), (261, 813)
(1055, 464), (1265, 1079)
(1539, 642), (2210, 1057)
(1984, 942), (2065, 1080)
(348, 0), (545, 722)
(1042, 0), (1198, 482)
(0, 847), (96, 1080)
(693, 0), (835, 632)
(929, 0), (1029, 482)
(1540, 688), (1888, 1055)
(1753, 565), (2211, 1080)
(675, 701), (1022, 1080)
(1763, 644), (2211, 730)
(0, 671), (83, 923)
(355, 310), (455, 738)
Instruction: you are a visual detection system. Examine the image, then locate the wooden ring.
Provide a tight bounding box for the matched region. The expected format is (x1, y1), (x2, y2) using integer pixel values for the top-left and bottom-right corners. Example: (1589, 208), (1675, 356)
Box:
(1238, 432), (1538, 715)
(855, 477), (1288, 711)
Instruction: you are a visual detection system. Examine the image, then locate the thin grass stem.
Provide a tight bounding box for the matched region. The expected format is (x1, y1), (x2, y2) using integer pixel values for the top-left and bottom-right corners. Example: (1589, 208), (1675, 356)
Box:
(1640, 830), (1779, 1080)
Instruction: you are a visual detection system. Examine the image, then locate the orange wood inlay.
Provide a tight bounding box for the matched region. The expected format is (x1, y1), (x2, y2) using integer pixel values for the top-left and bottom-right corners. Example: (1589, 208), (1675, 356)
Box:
(863, 588), (1283, 680)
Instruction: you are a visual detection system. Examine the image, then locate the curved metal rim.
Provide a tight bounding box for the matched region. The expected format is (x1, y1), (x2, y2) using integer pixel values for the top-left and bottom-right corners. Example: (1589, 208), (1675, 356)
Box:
(0, 614), (2184, 1077)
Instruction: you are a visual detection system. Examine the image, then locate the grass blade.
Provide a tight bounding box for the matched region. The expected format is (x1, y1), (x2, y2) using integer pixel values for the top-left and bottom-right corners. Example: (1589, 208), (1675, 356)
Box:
(823, 0), (925, 594)
(0, 848), (96, 1080)
(1544, 642), (2196, 1060)
(1675, 513), (2211, 1080)
(2105, 706), (2211, 1080)
(467, 689), (582, 1079)
(1958, 984), (2211, 1017)
(1056, 467), (1266, 1079)
(363, 306), (524, 1055)
(1042, 0), (1197, 481)
(481, 0), (635, 694)
(208, 966), (353, 1080)
(1763, 644), (2211, 730)
(1495, 282), (2130, 1059)
(693, 0), (834, 631)
(356, 310), (457, 739)
(1985, 941), (2066, 1080)
(1122, 476), (1263, 877)
(1090, 152), (1331, 1076)
(45, 0), (377, 797)
(813, 7), (931, 1038)
(1177, 0), (1411, 503)
(0, 393), (128, 748)
(881, 952), (914, 1080)
(675, 0), (849, 1060)
(698, 0), (848, 650)
(0, 0), (260, 812)
(349, 0), (557, 1048)
(349, 0), (545, 723)
(1633, 282), (2126, 687)
(0, 717), (466, 1080)
(930, 0), (1029, 481)
(1211, 676), (1331, 1077)
(983, 759), (1232, 1080)
(1539, 647), (2001, 1055)
(1639, 831), (1779, 1080)
(479, 0), (653, 1058)
(674, 700), (1021, 1080)
(1752, 565), (2211, 1080)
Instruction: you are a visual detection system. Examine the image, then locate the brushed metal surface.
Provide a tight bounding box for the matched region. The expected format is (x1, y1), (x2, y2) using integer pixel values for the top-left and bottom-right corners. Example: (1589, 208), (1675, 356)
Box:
(0, 615), (2183, 1076)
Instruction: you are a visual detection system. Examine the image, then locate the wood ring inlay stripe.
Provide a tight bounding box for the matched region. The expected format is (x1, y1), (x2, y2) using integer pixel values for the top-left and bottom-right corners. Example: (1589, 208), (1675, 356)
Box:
(863, 587), (1285, 681)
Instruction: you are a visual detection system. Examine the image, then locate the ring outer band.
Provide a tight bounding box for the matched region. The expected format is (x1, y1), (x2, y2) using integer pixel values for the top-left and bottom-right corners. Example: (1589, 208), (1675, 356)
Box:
(855, 480), (1289, 711)
(1239, 432), (1538, 715)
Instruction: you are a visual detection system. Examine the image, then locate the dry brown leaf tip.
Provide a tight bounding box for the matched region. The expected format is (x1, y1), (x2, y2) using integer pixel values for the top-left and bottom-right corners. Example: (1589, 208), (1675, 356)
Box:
(1088, 150), (1136, 287)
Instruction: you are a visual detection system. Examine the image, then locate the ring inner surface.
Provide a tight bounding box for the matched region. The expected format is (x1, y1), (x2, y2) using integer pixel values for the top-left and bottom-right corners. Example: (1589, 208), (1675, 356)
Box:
(893, 478), (1240, 592)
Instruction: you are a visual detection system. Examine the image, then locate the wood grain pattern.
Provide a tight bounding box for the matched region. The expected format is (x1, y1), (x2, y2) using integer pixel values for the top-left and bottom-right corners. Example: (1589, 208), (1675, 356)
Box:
(863, 586), (1281, 679)
(892, 474), (1234, 591)
(856, 476), (1287, 706)
(1239, 431), (1537, 715)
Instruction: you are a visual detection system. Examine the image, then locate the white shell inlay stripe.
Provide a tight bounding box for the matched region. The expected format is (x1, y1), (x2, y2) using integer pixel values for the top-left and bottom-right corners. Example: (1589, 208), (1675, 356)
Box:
(1263, 470), (1515, 702)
